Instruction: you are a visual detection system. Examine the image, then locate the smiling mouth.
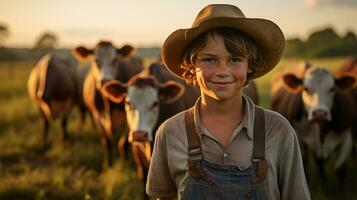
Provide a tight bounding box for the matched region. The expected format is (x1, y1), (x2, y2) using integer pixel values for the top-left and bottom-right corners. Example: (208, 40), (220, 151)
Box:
(210, 81), (234, 86)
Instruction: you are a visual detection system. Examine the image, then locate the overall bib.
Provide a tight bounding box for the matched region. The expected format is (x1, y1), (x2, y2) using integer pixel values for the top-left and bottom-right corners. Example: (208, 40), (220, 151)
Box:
(182, 107), (268, 200)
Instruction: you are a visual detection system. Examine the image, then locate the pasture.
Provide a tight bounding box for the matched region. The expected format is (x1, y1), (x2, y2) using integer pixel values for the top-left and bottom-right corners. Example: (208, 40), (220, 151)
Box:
(0, 58), (355, 200)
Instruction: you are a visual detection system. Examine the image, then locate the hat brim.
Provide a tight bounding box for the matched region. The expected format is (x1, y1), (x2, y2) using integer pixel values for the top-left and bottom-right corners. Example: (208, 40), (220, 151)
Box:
(162, 17), (285, 80)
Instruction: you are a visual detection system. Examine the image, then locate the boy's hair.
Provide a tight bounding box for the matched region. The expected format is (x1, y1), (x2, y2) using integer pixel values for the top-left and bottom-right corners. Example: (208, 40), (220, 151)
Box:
(180, 27), (265, 86)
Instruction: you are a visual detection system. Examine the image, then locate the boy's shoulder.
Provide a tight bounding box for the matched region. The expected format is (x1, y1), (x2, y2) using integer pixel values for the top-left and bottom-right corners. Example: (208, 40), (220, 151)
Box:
(260, 107), (296, 142)
(261, 107), (291, 128)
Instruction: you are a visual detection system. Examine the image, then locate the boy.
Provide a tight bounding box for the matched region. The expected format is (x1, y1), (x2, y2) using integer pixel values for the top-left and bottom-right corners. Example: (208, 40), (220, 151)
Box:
(147, 4), (310, 200)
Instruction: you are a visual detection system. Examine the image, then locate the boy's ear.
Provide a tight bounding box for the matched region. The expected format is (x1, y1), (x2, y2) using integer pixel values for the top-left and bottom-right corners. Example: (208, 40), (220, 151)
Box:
(72, 46), (93, 61)
(159, 81), (185, 104)
(101, 80), (128, 103)
(283, 73), (303, 93)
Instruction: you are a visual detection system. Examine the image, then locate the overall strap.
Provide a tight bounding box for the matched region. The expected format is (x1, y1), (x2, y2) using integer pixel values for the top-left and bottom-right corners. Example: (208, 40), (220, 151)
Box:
(253, 106), (265, 159)
(252, 106), (268, 183)
(185, 107), (214, 185)
(185, 107), (202, 161)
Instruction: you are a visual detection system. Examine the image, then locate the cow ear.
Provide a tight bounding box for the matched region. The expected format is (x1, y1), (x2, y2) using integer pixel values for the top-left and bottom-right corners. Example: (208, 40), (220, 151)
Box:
(117, 44), (134, 58)
(72, 46), (93, 61)
(159, 81), (185, 104)
(335, 75), (355, 90)
(283, 73), (303, 93)
(101, 80), (127, 103)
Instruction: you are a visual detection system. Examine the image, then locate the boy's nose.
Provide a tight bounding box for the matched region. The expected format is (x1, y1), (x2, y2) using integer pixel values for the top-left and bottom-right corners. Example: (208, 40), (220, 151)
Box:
(215, 63), (230, 76)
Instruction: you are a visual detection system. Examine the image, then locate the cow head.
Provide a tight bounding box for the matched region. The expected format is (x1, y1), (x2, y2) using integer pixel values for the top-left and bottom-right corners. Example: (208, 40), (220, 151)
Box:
(101, 76), (184, 142)
(283, 67), (355, 122)
(72, 41), (134, 87)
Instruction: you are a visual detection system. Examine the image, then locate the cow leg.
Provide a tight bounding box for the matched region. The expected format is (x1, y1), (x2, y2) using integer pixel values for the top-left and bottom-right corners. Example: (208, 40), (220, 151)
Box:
(132, 144), (144, 180)
(301, 143), (310, 182)
(61, 117), (69, 140)
(336, 164), (347, 188)
(131, 144), (147, 200)
(77, 106), (86, 132)
(39, 108), (50, 142)
(314, 156), (326, 182)
(101, 136), (113, 168)
(43, 118), (50, 142)
(118, 133), (129, 160)
(132, 142), (152, 200)
(143, 166), (150, 200)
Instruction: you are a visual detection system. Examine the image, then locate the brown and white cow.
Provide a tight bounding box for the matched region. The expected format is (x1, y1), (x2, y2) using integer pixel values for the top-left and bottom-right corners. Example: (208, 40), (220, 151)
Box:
(102, 63), (196, 200)
(102, 61), (261, 199)
(28, 54), (87, 141)
(271, 61), (356, 182)
(72, 41), (143, 167)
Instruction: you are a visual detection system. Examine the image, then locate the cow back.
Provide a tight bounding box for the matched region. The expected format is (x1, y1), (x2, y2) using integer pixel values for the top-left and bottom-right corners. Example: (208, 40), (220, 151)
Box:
(42, 55), (77, 103)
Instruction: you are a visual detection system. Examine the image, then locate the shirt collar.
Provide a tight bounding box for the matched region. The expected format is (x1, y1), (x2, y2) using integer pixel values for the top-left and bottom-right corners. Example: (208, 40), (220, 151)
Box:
(193, 95), (255, 141)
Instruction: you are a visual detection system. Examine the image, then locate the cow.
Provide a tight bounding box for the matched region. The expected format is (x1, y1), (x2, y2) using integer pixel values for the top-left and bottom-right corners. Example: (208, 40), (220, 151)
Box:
(72, 41), (143, 167)
(102, 61), (261, 199)
(271, 61), (356, 184)
(27, 54), (88, 141)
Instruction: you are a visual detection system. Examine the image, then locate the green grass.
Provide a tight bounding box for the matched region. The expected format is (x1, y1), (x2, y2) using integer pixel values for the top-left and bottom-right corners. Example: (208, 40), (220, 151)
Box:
(0, 61), (142, 200)
(0, 58), (355, 200)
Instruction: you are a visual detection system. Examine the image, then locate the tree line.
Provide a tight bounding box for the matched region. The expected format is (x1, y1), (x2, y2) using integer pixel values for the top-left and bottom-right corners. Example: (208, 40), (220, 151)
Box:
(1, 22), (356, 61)
(284, 27), (357, 58)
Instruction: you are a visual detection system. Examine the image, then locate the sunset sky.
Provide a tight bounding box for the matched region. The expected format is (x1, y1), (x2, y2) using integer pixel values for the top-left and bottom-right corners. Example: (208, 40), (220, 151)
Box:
(1, 0), (356, 48)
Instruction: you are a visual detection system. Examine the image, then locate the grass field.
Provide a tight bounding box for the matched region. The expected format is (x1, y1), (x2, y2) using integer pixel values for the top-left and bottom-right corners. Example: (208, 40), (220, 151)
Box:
(0, 58), (355, 200)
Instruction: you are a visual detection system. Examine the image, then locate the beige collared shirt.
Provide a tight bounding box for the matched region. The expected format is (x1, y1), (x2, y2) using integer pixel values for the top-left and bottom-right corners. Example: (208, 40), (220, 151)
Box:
(146, 95), (310, 200)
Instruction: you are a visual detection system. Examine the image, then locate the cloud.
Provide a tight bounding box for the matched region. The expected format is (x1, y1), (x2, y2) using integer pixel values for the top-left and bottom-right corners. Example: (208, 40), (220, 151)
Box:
(307, 0), (357, 8)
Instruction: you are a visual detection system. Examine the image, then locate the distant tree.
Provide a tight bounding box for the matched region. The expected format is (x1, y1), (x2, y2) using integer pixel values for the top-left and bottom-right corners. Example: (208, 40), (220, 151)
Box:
(305, 28), (344, 57)
(34, 31), (58, 49)
(0, 23), (9, 47)
(284, 38), (306, 57)
(307, 28), (340, 45)
(284, 27), (357, 58)
(343, 31), (357, 43)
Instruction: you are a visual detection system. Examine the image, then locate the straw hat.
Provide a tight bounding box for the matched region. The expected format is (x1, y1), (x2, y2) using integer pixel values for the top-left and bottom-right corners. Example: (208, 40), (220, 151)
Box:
(161, 4), (285, 79)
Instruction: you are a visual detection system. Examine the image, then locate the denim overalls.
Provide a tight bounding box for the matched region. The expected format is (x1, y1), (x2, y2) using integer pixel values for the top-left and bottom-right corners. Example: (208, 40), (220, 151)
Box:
(182, 106), (269, 200)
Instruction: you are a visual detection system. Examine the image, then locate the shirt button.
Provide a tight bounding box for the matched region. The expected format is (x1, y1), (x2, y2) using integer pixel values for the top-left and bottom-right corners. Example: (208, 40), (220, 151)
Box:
(245, 191), (253, 199)
(223, 152), (228, 158)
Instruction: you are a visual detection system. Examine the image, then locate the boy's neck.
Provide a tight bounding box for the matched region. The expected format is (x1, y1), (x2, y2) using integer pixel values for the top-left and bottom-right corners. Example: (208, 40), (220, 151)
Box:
(200, 93), (244, 119)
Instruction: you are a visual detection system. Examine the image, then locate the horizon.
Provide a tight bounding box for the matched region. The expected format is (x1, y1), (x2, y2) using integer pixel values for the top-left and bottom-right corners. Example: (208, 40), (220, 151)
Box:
(1, 0), (357, 48)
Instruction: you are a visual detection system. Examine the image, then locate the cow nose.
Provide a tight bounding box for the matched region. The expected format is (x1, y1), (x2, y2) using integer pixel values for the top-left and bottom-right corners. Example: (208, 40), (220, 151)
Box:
(132, 131), (148, 142)
(312, 109), (328, 121)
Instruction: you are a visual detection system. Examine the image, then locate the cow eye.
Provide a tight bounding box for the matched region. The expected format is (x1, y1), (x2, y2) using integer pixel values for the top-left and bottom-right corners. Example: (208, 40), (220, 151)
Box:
(303, 87), (312, 95)
(125, 101), (135, 110)
(329, 88), (335, 93)
(150, 102), (158, 110)
(95, 58), (102, 68)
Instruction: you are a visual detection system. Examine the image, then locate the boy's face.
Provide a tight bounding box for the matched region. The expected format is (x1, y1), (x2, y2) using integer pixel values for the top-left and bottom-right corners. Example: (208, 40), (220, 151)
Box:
(194, 33), (251, 101)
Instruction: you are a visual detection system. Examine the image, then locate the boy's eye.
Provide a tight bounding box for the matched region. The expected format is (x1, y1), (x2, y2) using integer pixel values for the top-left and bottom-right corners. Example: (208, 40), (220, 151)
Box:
(199, 57), (216, 63)
(229, 57), (244, 63)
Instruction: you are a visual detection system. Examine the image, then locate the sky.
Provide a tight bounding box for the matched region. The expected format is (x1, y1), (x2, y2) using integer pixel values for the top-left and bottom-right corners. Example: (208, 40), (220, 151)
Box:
(0, 0), (357, 48)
